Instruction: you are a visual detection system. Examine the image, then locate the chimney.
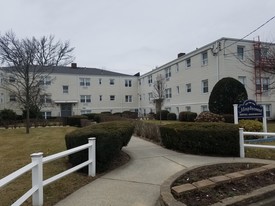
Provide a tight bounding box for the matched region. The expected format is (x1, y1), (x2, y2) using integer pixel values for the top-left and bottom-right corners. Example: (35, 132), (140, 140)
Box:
(71, 63), (77, 68)
(178, 53), (186, 58)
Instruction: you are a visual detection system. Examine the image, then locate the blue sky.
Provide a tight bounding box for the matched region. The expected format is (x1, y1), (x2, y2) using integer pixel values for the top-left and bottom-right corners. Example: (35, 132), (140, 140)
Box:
(1, 0), (275, 75)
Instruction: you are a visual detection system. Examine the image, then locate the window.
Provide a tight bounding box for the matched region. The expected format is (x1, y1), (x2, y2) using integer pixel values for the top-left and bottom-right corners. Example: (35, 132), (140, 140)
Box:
(175, 63), (179, 72)
(202, 80), (208, 93)
(148, 92), (153, 101)
(9, 76), (15, 83)
(256, 77), (270, 92)
(237, 46), (244, 60)
(176, 86), (180, 94)
(80, 78), (90, 86)
(63, 85), (69, 94)
(10, 94), (16, 102)
(201, 51), (208, 66)
(99, 95), (102, 101)
(81, 110), (92, 115)
(186, 83), (191, 93)
(238, 76), (246, 86)
(41, 111), (51, 119)
(262, 77), (269, 91)
(148, 75), (152, 84)
(110, 79), (115, 85)
(186, 106), (191, 112)
(99, 78), (102, 85)
(165, 88), (172, 98)
(125, 95), (132, 102)
(40, 94), (52, 104)
(265, 104), (271, 117)
(40, 76), (51, 85)
(110, 95), (115, 101)
(165, 67), (171, 79)
(186, 58), (191, 68)
(125, 79), (132, 87)
(201, 105), (208, 112)
(80, 95), (91, 103)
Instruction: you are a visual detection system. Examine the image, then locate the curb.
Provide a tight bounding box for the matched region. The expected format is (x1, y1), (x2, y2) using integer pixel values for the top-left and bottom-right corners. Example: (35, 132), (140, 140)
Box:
(158, 160), (275, 206)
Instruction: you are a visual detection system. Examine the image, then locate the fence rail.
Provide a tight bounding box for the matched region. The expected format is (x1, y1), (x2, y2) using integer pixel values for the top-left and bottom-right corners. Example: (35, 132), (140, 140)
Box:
(239, 128), (275, 158)
(0, 137), (96, 206)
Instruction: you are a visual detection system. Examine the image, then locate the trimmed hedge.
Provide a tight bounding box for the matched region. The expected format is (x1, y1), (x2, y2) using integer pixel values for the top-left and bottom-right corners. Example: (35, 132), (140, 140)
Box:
(65, 121), (135, 173)
(179, 111), (197, 122)
(160, 122), (239, 157)
(67, 115), (88, 127)
(167, 113), (177, 120)
(134, 121), (161, 143)
(156, 110), (170, 120)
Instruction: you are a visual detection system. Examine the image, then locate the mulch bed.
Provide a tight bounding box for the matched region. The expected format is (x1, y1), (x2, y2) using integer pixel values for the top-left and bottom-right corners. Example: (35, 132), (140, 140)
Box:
(172, 163), (275, 206)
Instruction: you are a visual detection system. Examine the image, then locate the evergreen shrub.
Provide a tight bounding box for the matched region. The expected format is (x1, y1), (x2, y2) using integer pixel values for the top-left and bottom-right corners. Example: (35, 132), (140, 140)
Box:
(65, 121), (135, 173)
(160, 122), (239, 156)
(67, 115), (88, 127)
(179, 111), (197, 122)
(156, 110), (170, 120)
(167, 113), (177, 120)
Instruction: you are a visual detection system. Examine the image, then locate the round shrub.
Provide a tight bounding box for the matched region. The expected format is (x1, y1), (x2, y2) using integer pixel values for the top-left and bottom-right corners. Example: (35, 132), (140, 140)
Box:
(195, 111), (225, 122)
(239, 119), (263, 139)
(0, 109), (17, 120)
(156, 110), (170, 120)
(209, 77), (248, 114)
(179, 111), (197, 122)
(223, 114), (235, 123)
(167, 113), (177, 120)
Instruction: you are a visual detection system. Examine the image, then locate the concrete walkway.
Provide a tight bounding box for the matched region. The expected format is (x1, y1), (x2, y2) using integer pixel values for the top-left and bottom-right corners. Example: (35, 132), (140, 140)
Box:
(55, 136), (275, 206)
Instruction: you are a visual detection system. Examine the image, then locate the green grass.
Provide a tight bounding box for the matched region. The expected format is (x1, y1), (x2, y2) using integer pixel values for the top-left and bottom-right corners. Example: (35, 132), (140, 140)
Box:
(0, 127), (96, 206)
(245, 122), (275, 160)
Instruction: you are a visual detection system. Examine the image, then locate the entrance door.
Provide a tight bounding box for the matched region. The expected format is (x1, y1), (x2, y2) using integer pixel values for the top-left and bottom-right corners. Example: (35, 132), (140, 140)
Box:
(60, 103), (72, 117)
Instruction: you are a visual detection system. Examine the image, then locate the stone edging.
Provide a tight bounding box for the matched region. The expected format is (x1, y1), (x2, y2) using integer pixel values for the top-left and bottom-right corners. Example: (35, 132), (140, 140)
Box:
(157, 160), (275, 206)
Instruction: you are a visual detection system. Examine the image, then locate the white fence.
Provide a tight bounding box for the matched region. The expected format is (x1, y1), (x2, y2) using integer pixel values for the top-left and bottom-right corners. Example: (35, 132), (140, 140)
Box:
(0, 137), (96, 206)
(239, 128), (275, 158)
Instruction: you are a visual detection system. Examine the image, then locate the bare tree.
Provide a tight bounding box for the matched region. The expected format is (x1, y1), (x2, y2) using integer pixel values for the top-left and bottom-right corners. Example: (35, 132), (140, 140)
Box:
(0, 31), (74, 133)
(151, 74), (166, 119)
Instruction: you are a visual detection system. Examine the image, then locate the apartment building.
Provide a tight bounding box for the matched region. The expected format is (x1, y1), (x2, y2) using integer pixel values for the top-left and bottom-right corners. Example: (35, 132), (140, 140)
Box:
(138, 37), (274, 119)
(0, 64), (139, 118)
(0, 37), (274, 119)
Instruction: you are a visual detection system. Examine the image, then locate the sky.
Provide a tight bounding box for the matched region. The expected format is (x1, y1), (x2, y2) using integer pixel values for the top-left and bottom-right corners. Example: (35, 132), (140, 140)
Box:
(0, 0), (275, 75)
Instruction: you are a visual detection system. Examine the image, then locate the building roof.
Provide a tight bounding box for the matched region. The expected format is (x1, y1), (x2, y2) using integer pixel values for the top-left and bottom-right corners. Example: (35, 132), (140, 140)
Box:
(0, 65), (135, 77)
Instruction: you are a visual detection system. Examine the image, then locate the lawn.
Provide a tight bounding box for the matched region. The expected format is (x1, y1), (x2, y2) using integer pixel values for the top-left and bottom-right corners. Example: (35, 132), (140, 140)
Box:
(0, 127), (97, 206)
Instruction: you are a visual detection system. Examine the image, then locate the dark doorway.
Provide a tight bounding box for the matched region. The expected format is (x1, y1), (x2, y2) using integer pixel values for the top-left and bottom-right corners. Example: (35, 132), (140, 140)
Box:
(60, 103), (72, 117)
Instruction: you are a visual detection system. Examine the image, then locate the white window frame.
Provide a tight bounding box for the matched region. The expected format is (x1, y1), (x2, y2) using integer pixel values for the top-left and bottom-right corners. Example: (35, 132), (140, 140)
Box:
(40, 76), (51, 86)
(110, 95), (115, 101)
(186, 106), (191, 112)
(186, 83), (191, 93)
(202, 80), (208, 93)
(41, 111), (52, 119)
(165, 88), (172, 99)
(110, 79), (115, 85)
(238, 76), (246, 86)
(63, 85), (69, 94)
(40, 94), (52, 104)
(237, 46), (244, 60)
(186, 58), (191, 68)
(125, 79), (132, 87)
(9, 94), (16, 102)
(125, 95), (132, 102)
(201, 105), (208, 112)
(165, 67), (171, 79)
(265, 104), (271, 117)
(80, 95), (91, 103)
(81, 110), (92, 115)
(99, 95), (102, 101)
(148, 75), (152, 84)
(201, 51), (208, 66)
(262, 77), (269, 91)
(80, 78), (90, 87)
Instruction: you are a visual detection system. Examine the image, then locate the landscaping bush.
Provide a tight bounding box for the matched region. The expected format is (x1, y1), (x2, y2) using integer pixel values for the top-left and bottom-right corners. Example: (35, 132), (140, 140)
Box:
(65, 121), (135, 173)
(122, 111), (138, 119)
(0, 109), (17, 128)
(83, 113), (98, 120)
(167, 113), (177, 120)
(156, 110), (170, 120)
(160, 122), (239, 156)
(179, 111), (197, 122)
(223, 114), (235, 123)
(195, 111), (225, 122)
(67, 115), (88, 127)
(134, 121), (161, 143)
(239, 119), (263, 139)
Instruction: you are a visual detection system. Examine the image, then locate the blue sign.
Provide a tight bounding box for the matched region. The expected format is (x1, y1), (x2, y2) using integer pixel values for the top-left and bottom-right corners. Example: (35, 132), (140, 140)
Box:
(238, 100), (263, 119)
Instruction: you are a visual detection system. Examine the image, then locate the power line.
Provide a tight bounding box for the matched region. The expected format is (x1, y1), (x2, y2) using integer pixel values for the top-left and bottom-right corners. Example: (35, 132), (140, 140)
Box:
(223, 15), (275, 50)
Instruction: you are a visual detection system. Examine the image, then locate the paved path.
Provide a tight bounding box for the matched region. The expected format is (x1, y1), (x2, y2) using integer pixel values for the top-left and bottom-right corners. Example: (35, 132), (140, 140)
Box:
(55, 136), (275, 206)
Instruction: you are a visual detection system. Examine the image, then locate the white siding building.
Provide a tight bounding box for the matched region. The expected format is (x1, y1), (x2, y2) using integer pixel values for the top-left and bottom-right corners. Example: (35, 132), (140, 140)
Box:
(0, 37), (274, 119)
(138, 37), (274, 119)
